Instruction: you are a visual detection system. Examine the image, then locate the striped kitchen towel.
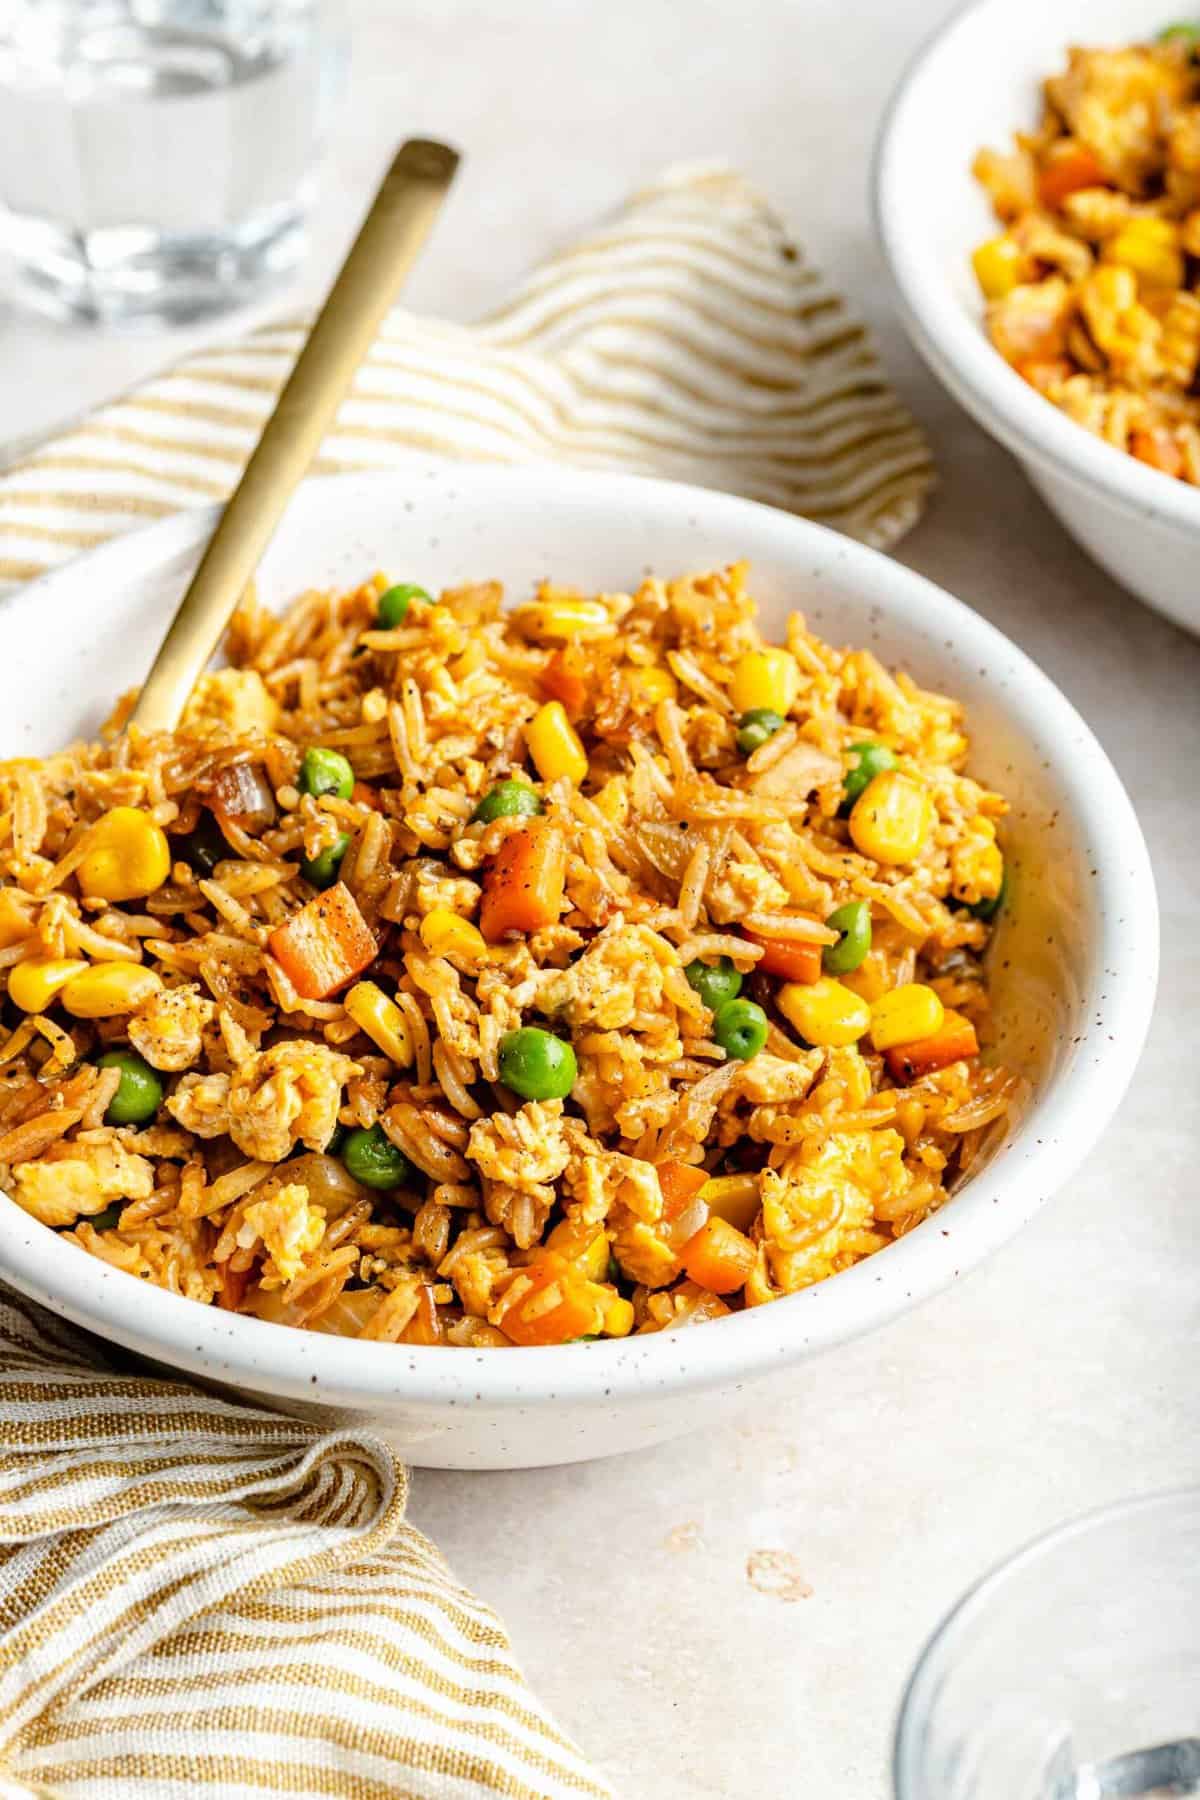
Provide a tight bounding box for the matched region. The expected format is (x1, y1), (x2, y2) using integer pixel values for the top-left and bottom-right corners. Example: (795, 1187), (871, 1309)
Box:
(0, 161), (934, 1800)
(0, 1288), (612, 1800)
(0, 162), (933, 589)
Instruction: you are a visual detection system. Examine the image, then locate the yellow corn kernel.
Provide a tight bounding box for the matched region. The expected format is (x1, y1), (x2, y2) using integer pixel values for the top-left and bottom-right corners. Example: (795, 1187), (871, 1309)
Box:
(1106, 217), (1184, 292)
(698, 1172), (761, 1233)
(849, 769), (934, 865)
(526, 700), (588, 785)
(972, 235), (1024, 300)
(8, 957), (88, 1014)
(419, 908), (487, 961)
(512, 597), (613, 640)
(60, 960), (162, 1019)
(628, 665), (677, 707)
(344, 980), (413, 1066)
(546, 1217), (610, 1283)
(729, 648), (799, 716)
(78, 806), (171, 902)
(869, 983), (945, 1052)
(776, 976), (871, 1048)
(603, 1295), (635, 1337)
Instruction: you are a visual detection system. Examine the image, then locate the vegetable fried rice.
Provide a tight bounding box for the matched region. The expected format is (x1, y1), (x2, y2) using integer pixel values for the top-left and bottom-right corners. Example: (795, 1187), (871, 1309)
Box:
(0, 566), (1019, 1347)
(973, 25), (1200, 483)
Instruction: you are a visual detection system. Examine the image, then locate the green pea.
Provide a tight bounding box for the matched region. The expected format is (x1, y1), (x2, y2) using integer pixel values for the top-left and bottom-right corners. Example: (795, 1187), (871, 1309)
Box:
(498, 1026), (577, 1101)
(341, 1123), (416, 1190)
(324, 1123), (347, 1157)
(95, 1048), (164, 1127)
(736, 709), (786, 756)
(684, 956), (743, 1013)
(842, 741), (897, 808)
(301, 831), (351, 890)
(822, 900), (872, 975)
(177, 809), (229, 876)
(299, 746), (354, 802)
(472, 780), (543, 824)
(711, 997), (768, 1061)
(89, 1201), (124, 1230)
(1160, 22), (1200, 41)
(969, 863), (1008, 922)
(377, 583), (432, 628)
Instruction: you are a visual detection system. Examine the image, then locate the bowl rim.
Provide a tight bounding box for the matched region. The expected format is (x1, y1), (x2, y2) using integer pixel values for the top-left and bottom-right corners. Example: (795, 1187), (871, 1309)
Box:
(0, 465), (1159, 1411)
(872, 0), (1200, 535)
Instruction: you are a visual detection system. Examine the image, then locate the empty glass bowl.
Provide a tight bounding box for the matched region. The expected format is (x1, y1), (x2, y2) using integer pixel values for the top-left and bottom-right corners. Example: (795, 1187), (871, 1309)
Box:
(894, 1489), (1200, 1800)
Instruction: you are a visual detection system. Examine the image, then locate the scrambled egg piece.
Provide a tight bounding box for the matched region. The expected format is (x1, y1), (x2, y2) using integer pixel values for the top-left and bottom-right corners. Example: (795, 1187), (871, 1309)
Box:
(183, 667), (279, 736)
(562, 1127), (663, 1225)
(128, 982), (216, 1072)
(168, 1041), (359, 1163)
(13, 1137), (154, 1228)
(239, 1182), (326, 1285)
(751, 1129), (911, 1298)
(537, 921), (675, 1031)
(467, 1100), (571, 1248)
(610, 1216), (680, 1289)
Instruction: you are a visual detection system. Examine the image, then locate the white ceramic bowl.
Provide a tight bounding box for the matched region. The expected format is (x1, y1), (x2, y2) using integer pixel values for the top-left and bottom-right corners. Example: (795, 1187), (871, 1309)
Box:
(0, 466), (1157, 1468)
(874, 0), (1200, 638)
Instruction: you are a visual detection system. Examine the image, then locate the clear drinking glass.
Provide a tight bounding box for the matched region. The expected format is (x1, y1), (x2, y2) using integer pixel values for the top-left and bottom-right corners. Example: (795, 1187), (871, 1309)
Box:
(0, 0), (347, 324)
(894, 1489), (1200, 1800)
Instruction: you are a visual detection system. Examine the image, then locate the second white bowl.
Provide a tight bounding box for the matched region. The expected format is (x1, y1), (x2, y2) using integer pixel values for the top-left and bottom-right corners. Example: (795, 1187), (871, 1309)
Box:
(874, 0), (1200, 638)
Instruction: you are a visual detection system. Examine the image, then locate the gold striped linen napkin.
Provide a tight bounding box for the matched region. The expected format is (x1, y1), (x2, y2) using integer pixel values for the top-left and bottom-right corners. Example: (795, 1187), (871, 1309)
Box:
(0, 162), (934, 1800)
(0, 1288), (613, 1800)
(0, 162), (933, 589)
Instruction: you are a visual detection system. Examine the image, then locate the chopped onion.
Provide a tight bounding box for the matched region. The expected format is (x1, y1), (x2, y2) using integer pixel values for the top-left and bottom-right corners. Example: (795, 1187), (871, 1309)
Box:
(668, 1194), (709, 1247)
(207, 761), (277, 831)
(238, 1152), (366, 1222)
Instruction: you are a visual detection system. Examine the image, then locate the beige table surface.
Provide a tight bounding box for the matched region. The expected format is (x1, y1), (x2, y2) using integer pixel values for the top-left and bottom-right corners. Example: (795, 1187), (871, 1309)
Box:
(3, 3), (1197, 1796)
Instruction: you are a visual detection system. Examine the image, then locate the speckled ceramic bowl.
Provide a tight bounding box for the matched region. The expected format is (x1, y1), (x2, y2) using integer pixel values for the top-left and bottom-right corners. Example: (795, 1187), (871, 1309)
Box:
(873, 0), (1200, 638)
(0, 466), (1157, 1468)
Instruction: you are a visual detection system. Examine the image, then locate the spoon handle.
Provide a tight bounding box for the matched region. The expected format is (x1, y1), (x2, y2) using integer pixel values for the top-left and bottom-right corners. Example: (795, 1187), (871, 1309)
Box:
(130, 137), (460, 734)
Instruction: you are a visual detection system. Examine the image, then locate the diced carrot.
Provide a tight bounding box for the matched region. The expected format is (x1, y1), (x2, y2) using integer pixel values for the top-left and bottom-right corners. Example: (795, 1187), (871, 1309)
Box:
(217, 1264), (251, 1312)
(1131, 427), (1184, 479)
(656, 1158), (708, 1222)
(1037, 143), (1102, 209)
(539, 648), (588, 720)
(268, 881), (377, 1000)
(400, 1284), (444, 1345)
(497, 1252), (605, 1346)
(680, 1216), (757, 1296)
(479, 817), (567, 942)
(351, 781), (381, 809)
(746, 930), (822, 983)
(884, 1008), (980, 1083)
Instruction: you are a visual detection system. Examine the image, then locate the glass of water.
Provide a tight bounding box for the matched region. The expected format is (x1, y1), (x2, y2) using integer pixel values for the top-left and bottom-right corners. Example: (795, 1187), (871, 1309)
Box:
(0, 0), (347, 324)
(894, 1489), (1200, 1800)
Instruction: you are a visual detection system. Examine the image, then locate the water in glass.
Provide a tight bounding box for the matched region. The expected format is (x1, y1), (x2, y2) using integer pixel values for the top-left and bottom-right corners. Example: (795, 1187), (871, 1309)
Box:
(0, 0), (346, 323)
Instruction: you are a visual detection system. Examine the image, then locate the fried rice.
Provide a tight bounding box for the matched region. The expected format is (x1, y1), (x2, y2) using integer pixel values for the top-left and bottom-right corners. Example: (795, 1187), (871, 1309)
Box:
(973, 27), (1200, 483)
(0, 565), (1020, 1347)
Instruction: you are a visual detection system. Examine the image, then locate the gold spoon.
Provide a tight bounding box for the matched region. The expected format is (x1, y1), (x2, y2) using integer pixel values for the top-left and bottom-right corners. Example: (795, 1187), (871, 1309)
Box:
(130, 137), (460, 735)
